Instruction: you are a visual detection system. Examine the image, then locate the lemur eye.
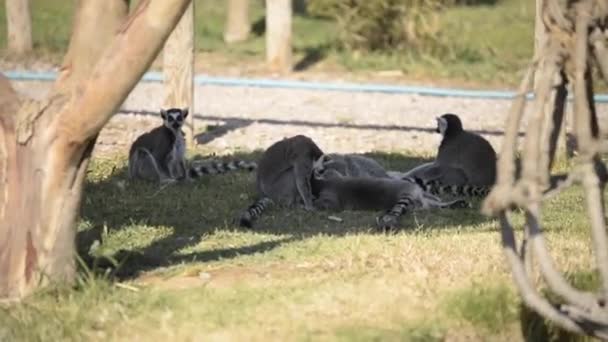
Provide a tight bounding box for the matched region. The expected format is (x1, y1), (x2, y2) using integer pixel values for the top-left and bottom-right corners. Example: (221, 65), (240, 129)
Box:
(167, 116), (174, 122)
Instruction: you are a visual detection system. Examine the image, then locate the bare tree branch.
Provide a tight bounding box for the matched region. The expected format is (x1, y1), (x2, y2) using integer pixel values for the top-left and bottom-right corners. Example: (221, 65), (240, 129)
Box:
(539, 69), (567, 179)
(0, 74), (19, 111)
(526, 207), (600, 309)
(521, 50), (558, 192)
(482, 63), (536, 216)
(51, 0), (130, 95)
(486, 1), (608, 338)
(590, 29), (608, 84)
(57, 0), (192, 143)
(498, 214), (605, 337)
(571, 0), (608, 301)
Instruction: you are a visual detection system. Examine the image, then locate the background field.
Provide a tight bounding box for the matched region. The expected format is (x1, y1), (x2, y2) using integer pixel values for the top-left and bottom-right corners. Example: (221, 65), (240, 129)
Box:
(0, 0), (535, 87)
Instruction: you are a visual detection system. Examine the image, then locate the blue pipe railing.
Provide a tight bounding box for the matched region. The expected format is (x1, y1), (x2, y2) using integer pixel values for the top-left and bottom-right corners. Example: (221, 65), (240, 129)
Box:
(5, 70), (608, 102)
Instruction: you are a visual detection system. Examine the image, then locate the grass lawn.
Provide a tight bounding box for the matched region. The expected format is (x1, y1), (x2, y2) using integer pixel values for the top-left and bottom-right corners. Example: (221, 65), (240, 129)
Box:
(0, 0), (535, 88)
(0, 151), (602, 341)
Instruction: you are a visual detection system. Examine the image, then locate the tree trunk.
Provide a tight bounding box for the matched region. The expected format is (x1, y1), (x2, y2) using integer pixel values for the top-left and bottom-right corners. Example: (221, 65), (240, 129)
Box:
(5, 0), (33, 54)
(265, 0), (292, 73)
(0, 0), (192, 301)
(535, 0), (568, 163)
(164, 1), (195, 147)
(224, 0), (250, 43)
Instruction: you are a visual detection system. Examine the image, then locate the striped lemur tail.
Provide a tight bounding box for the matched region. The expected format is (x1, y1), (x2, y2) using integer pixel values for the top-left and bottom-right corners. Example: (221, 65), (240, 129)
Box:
(239, 197), (274, 228)
(412, 174), (574, 198)
(189, 160), (257, 178)
(413, 177), (491, 197)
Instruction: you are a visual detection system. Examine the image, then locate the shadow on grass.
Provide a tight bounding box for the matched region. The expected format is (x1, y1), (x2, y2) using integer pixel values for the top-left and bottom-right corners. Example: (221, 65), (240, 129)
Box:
(119, 109), (523, 147)
(78, 151), (493, 279)
(294, 45), (331, 71)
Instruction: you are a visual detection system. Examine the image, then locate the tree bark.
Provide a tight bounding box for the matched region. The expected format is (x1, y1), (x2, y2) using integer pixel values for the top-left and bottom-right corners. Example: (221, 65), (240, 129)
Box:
(0, 0), (192, 301)
(164, 1), (195, 148)
(535, 0), (568, 162)
(265, 0), (292, 73)
(224, 0), (250, 43)
(5, 0), (32, 54)
(484, 1), (608, 338)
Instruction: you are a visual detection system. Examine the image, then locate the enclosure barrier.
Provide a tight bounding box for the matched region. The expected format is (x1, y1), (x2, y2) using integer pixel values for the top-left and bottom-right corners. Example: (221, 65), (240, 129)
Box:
(5, 70), (608, 102)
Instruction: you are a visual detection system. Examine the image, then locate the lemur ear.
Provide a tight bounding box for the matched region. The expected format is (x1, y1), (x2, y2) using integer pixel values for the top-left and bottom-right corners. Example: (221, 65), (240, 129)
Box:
(160, 109), (167, 120)
(182, 107), (189, 118)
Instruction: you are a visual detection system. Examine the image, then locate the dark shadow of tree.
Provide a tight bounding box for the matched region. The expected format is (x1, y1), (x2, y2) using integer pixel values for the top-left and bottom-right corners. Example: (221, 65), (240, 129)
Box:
(120, 110), (523, 147)
(294, 45), (330, 71)
(78, 151), (494, 280)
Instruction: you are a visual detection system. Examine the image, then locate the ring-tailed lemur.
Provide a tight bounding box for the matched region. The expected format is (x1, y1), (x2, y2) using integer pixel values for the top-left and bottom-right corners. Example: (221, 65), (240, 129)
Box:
(128, 108), (190, 183)
(312, 152), (491, 199)
(128, 108), (256, 183)
(239, 135), (324, 228)
(189, 159), (257, 178)
(394, 113), (497, 188)
(310, 168), (469, 230)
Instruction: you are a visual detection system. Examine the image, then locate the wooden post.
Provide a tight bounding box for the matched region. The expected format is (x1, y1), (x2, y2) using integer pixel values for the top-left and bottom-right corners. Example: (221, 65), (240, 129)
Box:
(265, 0), (292, 73)
(224, 0), (250, 43)
(164, 1), (195, 147)
(5, 0), (32, 54)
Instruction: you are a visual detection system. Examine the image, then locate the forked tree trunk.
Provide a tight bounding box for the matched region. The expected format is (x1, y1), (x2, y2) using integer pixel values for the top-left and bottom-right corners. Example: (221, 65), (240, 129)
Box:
(265, 0), (292, 73)
(164, 1), (195, 147)
(224, 0), (250, 43)
(483, 0), (608, 338)
(0, 0), (192, 301)
(5, 0), (33, 54)
(534, 0), (568, 164)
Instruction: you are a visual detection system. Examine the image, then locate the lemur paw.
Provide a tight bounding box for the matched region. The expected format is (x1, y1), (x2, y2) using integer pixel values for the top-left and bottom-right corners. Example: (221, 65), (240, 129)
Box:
(160, 178), (177, 185)
(375, 214), (399, 232)
(448, 199), (471, 209)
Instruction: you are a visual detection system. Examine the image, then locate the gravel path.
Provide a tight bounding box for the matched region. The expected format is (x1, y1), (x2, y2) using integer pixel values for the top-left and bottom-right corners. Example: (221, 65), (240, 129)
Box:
(11, 80), (608, 158)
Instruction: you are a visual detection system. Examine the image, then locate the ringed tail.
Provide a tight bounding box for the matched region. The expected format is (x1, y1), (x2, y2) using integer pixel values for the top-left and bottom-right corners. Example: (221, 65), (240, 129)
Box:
(376, 195), (416, 230)
(190, 160), (257, 178)
(413, 177), (491, 197)
(239, 197), (274, 228)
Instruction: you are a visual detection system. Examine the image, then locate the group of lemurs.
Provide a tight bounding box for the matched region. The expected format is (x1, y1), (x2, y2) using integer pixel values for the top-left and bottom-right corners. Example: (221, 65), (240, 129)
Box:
(127, 108), (497, 230)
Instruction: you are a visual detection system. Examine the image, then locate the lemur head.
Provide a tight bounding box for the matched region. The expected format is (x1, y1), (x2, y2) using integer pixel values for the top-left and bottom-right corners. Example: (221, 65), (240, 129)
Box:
(160, 107), (189, 133)
(435, 113), (463, 137)
(312, 154), (333, 179)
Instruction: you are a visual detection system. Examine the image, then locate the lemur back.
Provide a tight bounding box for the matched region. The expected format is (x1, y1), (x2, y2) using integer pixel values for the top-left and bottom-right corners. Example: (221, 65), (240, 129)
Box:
(391, 113), (497, 196)
(312, 153), (390, 179)
(239, 135), (324, 228)
(311, 172), (468, 230)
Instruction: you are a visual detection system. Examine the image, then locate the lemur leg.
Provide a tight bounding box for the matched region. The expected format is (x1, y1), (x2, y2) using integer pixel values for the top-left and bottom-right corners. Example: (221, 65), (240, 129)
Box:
(293, 159), (316, 211)
(397, 162), (438, 180)
(418, 194), (470, 210)
(313, 192), (341, 211)
(376, 195), (416, 231)
(132, 148), (168, 182)
(179, 158), (191, 181)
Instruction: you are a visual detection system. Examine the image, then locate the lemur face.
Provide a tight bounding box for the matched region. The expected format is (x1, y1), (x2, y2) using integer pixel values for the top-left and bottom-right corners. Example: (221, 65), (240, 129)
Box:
(312, 154), (333, 179)
(161, 108), (189, 132)
(436, 117), (448, 136)
(435, 113), (463, 136)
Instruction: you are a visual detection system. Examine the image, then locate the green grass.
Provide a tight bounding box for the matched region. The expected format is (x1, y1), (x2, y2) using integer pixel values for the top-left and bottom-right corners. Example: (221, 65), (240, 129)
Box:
(0, 0), (536, 87)
(0, 151), (604, 341)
